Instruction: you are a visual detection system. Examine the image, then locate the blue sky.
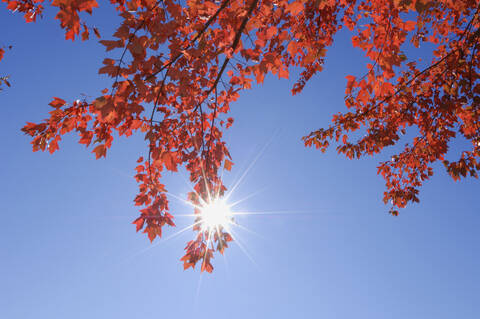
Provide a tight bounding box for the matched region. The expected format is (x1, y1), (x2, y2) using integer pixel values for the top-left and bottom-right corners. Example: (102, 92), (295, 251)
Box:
(1, 5), (479, 319)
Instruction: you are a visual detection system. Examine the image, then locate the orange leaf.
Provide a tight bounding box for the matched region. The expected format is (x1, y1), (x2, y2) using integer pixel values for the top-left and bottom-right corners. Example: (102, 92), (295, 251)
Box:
(286, 1), (304, 15)
(92, 144), (106, 159)
(265, 26), (277, 40)
(99, 40), (123, 51)
(81, 25), (89, 41)
(49, 97), (66, 109)
(224, 159), (233, 171)
(132, 217), (144, 232)
(404, 20), (416, 31)
(163, 152), (178, 171)
(287, 41), (298, 56)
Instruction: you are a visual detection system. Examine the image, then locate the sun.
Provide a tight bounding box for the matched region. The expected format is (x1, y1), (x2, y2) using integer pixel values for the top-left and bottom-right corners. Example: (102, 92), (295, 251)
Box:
(199, 198), (233, 232)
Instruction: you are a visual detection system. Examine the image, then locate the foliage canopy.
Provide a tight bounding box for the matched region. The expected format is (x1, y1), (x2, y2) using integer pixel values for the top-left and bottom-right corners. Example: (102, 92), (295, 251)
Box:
(2, 0), (480, 271)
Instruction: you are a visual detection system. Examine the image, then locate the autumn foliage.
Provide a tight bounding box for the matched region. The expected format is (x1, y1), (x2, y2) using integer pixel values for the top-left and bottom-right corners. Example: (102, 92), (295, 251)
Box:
(0, 45), (12, 90)
(3, 0), (480, 270)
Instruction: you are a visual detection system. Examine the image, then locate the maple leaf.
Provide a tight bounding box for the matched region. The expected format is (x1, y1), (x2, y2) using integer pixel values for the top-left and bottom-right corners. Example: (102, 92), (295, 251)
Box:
(99, 40), (124, 51)
(49, 97), (66, 109)
(132, 217), (145, 232)
(92, 144), (107, 159)
(224, 159), (233, 171)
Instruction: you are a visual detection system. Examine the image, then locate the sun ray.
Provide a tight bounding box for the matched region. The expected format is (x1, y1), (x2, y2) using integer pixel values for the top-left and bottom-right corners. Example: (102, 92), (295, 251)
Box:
(222, 250), (230, 277)
(172, 213), (198, 217)
(194, 271), (204, 311)
(175, 169), (210, 207)
(231, 209), (317, 216)
(228, 220), (266, 240)
(228, 186), (268, 208)
(227, 228), (259, 269)
(217, 159), (226, 199)
(201, 228), (214, 272)
(122, 221), (202, 262)
(200, 164), (212, 204)
(224, 130), (279, 203)
(166, 191), (204, 209)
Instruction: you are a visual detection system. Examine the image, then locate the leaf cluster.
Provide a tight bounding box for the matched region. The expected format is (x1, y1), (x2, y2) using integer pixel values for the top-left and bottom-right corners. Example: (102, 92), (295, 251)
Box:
(4, 0), (480, 271)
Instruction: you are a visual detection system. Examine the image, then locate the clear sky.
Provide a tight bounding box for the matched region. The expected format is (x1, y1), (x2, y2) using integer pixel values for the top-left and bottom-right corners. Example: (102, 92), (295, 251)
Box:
(1, 5), (479, 319)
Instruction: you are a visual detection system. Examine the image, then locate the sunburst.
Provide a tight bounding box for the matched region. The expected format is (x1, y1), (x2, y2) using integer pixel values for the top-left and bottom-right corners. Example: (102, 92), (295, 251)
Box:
(198, 197), (233, 232)
(125, 133), (291, 268)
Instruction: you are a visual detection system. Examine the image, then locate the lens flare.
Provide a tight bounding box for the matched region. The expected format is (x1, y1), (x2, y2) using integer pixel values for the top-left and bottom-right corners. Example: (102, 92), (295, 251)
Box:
(199, 198), (233, 232)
